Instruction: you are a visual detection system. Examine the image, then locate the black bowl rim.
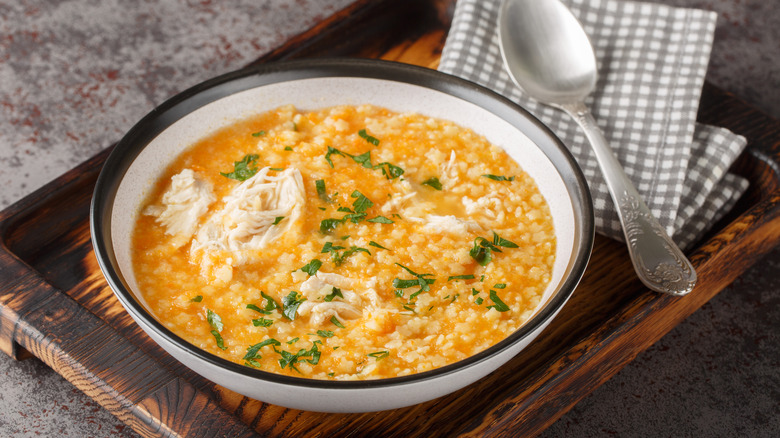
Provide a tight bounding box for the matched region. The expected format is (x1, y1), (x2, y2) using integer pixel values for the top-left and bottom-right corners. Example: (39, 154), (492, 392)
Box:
(90, 58), (594, 390)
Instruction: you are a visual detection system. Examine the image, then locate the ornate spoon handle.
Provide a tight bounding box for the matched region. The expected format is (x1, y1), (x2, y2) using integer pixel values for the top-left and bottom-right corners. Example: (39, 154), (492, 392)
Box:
(560, 101), (697, 296)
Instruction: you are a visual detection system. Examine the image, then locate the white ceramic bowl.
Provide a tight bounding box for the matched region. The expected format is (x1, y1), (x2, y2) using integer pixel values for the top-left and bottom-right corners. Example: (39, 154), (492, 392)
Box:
(90, 58), (593, 413)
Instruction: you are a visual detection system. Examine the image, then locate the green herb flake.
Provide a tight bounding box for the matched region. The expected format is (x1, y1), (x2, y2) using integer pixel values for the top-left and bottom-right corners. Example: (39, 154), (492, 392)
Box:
(243, 338), (281, 360)
(320, 218), (343, 234)
(282, 291), (307, 320)
(469, 236), (502, 266)
(252, 318), (273, 327)
(475, 297), (484, 305)
(367, 351), (389, 360)
(358, 128), (380, 146)
(315, 179), (331, 203)
(330, 316), (345, 329)
(376, 162), (404, 179)
(368, 240), (389, 250)
(367, 216), (394, 224)
(492, 231), (519, 248)
(472, 288), (480, 296)
(284, 146), (293, 151)
(260, 291), (279, 314)
(316, 330), (335, 338)
(448, 274), (475, 282)
(324, 146), (344, 168)
(324, 287), (344, 302)
(190, 295), (203, 303)
(487, 290), (510, 312)
(272, 216), (285, 225)
(251, 130), (266, 137)
(299, 259), (322, 276)
(287, 337), (300, 345)
(269, 167), (285, 171)
(220, 154), (259, 181)
(351, 190), (374, 213)
(206, 309), (227, 350)
(494, 283), (507, 289)
(482, 174), (515, 182)
(421, 177), (443, 190)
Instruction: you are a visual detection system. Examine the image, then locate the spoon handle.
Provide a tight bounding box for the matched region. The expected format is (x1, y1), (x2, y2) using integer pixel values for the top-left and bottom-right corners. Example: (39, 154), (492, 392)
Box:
(560, 101), (696, 296)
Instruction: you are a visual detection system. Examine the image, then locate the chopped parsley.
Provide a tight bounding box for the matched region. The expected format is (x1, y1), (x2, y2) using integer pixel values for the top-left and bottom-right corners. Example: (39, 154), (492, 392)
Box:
(299, 259), (322, 276)
(351, 190), (374, 213)
(316, 330), (335, 338)
(260, 291), (279, 313)
(393, 263), (435, 300)
(243, 338), (281, 362)
(487, 289), (510, 312)
(323, 146), (404, 179)
(324, 287), (343, 302)
(367, 351), (389, 360)
(272, 216), (285, 225)
(475, 297), (484, 305)
(469, 232), (519, 266)
(278, 341), (321, 371)
(190, 295), (203, 303)
(367, 216), (393, 224)
(358, 128), (380, 146)
(220, 154), (259, 181)
(447, 274), (475, 282)
(284, 146), (293, 151)
(321, 242), (370, 266)
(494, 283), (507, 289)
(251, 130), (266, 137)
(482, 174), (515, 182)
(368, 240), (389, 250)
(206, 309), (227, 350)
(319, 218), (343, 234)
(330, 315), (345, 328)
(252, 318), (273, 327)
(315, 179), (331, 203)
(281, 291), (306, 320)
(421, 177), (443, 190)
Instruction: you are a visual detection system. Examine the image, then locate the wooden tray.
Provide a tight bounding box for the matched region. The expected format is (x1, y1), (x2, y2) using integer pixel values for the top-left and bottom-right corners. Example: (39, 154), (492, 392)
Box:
(1, 0), (779, 436)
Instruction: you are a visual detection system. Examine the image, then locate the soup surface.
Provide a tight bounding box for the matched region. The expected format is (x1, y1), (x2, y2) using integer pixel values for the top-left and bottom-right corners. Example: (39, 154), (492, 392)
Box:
(132, 104), (556, 380)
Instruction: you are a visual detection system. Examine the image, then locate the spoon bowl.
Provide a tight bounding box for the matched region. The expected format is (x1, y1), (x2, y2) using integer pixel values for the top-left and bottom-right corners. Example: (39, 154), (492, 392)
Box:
(499, 0), (596, 104)
(498, 0), (697, 296)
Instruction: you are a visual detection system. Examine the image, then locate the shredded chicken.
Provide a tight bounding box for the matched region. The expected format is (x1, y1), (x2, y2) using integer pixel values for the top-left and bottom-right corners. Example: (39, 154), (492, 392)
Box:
(190, 167), (305, 280)
(296, 271), (381, 325)
(462, 195), (506, 224)
(438, 150), (459, 189)
(143, 169), (215, 248)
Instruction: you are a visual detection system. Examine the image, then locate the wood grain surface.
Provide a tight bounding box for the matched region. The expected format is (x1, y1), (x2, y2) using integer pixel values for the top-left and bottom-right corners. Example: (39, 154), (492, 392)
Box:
(1, 0), (778, 436)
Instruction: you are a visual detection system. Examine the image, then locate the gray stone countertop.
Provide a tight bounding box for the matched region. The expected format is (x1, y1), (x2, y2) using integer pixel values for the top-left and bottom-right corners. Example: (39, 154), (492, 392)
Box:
(0, 0), (777, 436)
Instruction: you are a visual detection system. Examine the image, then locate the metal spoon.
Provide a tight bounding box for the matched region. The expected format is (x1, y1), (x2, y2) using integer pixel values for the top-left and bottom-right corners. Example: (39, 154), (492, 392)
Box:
(497, 0), (696, 296)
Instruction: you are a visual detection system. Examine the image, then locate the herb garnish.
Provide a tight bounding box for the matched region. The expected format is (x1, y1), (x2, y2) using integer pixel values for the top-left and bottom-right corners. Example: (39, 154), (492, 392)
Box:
(190, 295), (203, 303)
(278, 341), (321, 371)
(421, 177), (443, 190)
(316, 330), (335, 338)
(281, 291), (306, 320)
(393, 263), (435, 300)
(272, 216), (285, 225)
(367, 216), (394, 224)
(368, 240), (389, 250)
(252, 318), (273, 327)
(330, 316), (345, 328)
(494, 283), (507, 289)
(324, 287), (343, 302)
(469, 232), (519, 266)
(321, 242), (370, 266)
(323, 146), (404, 179)
(367, 351), (389, 360)
(351, 190), (374, 212)
(299, 259), (322, 276)
(448, 274), (475, 282)
(315, 179), (331, 203)
(206, 309), (227, 350)
(243, 338), (281, 365)
(482, 174), (515, 182)
(251, 130), (266, 137)
(358, 129), (380, 146)
(220, 154), (259, 181)
(487, 289), (510, 312)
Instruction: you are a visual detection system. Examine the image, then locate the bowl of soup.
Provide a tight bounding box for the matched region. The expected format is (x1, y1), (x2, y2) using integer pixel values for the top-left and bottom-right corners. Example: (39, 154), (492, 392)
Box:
(90, 58), (593, 412)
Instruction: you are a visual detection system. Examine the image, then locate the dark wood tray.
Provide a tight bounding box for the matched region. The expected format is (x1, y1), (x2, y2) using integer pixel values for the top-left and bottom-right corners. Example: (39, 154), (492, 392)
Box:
(1, 0), (779, 436)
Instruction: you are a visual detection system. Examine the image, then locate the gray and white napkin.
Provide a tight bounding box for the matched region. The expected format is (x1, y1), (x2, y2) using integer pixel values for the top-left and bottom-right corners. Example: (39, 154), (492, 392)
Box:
(439, 0), (749, 249)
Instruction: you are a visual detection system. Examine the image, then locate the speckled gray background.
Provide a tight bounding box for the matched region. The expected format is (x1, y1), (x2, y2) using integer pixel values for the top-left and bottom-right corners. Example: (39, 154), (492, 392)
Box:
(0, 0), (778, 437)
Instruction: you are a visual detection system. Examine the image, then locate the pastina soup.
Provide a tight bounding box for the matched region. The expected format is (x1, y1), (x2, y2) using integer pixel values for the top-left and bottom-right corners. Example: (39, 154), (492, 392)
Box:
(132, 104), (556, 380)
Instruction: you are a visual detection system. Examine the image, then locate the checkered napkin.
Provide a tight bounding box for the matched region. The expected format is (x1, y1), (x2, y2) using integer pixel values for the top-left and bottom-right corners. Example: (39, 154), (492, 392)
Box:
(439, 0), (749, 249)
